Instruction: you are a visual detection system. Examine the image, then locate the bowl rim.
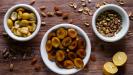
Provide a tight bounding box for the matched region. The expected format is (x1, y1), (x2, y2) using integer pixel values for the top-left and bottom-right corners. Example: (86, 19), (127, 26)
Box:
(92, 4), (129, 42)
(4, 4), (41, 41)
(40, 23), (91, 74)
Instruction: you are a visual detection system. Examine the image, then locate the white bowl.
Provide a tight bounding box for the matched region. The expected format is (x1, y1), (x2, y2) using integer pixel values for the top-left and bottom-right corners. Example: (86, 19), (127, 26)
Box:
(92, 4), (129, 42)
(4, 4), (41, 41)
(40, 23), (91, 74)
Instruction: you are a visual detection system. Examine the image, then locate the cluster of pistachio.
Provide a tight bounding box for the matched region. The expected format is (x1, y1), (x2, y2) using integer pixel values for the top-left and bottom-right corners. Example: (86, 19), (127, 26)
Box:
(7, 7), (37, 37)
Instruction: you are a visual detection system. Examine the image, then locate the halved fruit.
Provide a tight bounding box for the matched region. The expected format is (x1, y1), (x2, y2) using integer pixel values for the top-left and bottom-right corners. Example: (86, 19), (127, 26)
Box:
(52, 37), (61, 48)
(62, 37), (72, 47)
(48, 51), (56, 61)
(68, 52), (76, 60)
(68, 40), (77, 50)
(112, 52), (127, 66)
(76, 49), (86, 59)
(56, 28), (67, 39)
(68, 28), (77, 38)
(64, 60), (74, 69)
(103, 62), (118, 75)
(74, 58), (84, 69)
(77, 37), (86, 49)
(48, 32), (56, 40)
(45, 40), (52, 52)
(56, 50), (65, 61)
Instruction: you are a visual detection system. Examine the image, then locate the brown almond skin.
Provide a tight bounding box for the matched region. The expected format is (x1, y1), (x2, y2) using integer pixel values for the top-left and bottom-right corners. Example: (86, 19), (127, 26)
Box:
(63, 13), (69, 19)
(54, 6), (60, 11)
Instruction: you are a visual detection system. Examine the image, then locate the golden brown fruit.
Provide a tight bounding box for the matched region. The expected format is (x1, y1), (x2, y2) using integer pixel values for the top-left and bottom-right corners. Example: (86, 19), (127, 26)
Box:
(22, 13), (30, 20)
(56, 50), (65, 61)
(64, 60), (74, 69)
(56, 28), (67, 39)
(68, 52), (76, 60)
(76, 49), (86, 59)
(55, 61), (64, 68)
(48, 51), (56, 61)
(62, 37), (72, 47)
(59, 43), (65, 49)
(46, 40), (52, 52)
(7, 19), (13, 29)
(48, 32), (56, 40)
(74, 58), (84, 69)
(112, 52), (127, 66)
(103, 62), (118, 75)
(52, 37), (61, 48)
(68, 40), (77, 50)
(77, 37), (86, 49)
(68, 28), (77, 38)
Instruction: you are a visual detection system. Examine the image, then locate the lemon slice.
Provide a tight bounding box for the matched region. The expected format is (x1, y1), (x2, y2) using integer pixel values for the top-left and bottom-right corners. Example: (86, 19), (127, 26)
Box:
(103, 62), (118, 75)
(113, 52), (127, 66)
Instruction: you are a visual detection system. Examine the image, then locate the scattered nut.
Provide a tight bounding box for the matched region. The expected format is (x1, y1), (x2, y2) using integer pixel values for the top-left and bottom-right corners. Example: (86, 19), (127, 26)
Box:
(69, 2), (77, 9)
(84, 22), (90, 27)
(116, 0), (125, 5)
(41, 21), (46, 26)
(40, 11), (47, 17)
(29, 0), (36, 5)
(90, 54), (96, 62)
(78, 7), (84, 13)
(63, 13), (69, 19)
(128, 11), (133, 20)
(81, 0), (86, 2)
(2, 48), (10, 59)
(39, 6), (46, 10)
(82, 3), (87, 7)
(34, 64), (41, 72)
(31, 56), (38, 65)
(88, 0), (91, 3)
(47, 12), (54, 17)
(54, 6), (60, 11)
(95, 2), (101, 8)
(55, 11), (63, 16)
(9, 63), (14, 72)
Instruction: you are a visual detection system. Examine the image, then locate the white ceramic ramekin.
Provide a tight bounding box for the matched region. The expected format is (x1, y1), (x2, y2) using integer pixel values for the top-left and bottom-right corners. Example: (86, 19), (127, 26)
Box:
(40, 23), (91, 74)
(92, 4), (129, 42)
(4, 4), (41, 41)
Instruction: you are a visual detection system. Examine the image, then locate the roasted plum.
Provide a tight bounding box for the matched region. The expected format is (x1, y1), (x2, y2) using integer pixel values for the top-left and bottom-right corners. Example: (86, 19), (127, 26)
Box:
(64, 60), (74, 69)
(52, 37), (61, 48)
(68, 40), (77, 50)
(68, 52), (76, 60)
(56, 61), (64, 68)
(56, 50), (65, 61)
(76, 49), (86, 59)
(46, 40), (52, 52)
(74, 58), (84, 69)
(48, 32), (56, 40)
(68, 28), (77, 38)
(56, 28), (67, 39)
(62, 37), (72, 47)
(77, 37), (86, 49)
(48, 51), (56, 61)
